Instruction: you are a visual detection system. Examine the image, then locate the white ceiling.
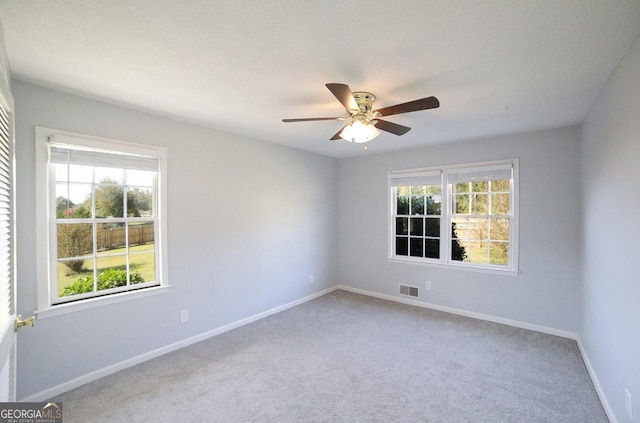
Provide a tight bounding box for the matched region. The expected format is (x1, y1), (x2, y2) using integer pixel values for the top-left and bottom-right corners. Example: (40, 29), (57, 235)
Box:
(1, 1), (639, 158)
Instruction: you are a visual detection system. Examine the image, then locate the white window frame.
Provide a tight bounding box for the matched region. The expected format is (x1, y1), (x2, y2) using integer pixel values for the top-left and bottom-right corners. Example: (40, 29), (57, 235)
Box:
(388, 159), (519, 276)
(35, 127), (170, 318)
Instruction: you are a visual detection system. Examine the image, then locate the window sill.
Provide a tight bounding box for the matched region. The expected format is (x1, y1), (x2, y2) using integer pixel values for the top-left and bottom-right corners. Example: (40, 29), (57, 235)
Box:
(387, 257), (520, 276)
(35, 285), (171, 319)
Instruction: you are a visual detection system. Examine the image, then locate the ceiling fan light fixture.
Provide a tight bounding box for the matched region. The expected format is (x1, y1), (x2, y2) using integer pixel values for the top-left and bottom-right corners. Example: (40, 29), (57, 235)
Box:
(339, 119), (380, 143)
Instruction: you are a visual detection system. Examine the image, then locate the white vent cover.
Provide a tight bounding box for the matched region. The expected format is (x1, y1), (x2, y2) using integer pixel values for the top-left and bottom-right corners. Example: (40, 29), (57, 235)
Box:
(399, 284), (419, 298)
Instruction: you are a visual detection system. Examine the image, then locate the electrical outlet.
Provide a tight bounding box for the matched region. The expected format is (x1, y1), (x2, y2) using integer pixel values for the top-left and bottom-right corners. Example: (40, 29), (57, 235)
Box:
(425, 281), (432, 291)
(309, 274), (314, 284)
(625, 388), (633, 419)
(180, 309), (189, 323)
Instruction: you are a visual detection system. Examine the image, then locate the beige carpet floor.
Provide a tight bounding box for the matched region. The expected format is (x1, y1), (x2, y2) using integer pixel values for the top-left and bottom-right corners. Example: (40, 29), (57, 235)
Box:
(53, 290), (607, 422)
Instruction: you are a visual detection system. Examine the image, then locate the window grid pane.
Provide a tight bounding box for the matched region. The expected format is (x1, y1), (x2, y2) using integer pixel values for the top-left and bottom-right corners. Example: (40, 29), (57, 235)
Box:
(390, 162), (516, 272)
(393, 184), (441, 260)
(51, 149), (159, 303)
(450, 179), (510, 265)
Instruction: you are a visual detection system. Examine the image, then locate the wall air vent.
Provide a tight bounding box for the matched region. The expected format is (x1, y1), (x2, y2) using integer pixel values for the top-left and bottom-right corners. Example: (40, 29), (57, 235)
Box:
(399, 284), (419, 298)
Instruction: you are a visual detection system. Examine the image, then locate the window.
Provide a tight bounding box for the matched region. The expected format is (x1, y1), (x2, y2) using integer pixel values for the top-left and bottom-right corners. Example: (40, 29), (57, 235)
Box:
(36, 129), (168, 316)
(389, 160), (518, 274)
(391, 170), (443, 260)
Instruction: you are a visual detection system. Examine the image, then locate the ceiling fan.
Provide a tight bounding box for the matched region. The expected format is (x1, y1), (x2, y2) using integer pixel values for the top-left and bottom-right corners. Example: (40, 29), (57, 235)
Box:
(282, 83), (440, 143)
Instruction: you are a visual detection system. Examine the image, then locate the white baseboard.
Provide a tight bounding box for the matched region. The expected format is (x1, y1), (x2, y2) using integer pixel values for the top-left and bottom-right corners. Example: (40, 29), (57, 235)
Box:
(21, 286), (339, 402)
(576, 338), (617, 423)
(336, 285), (578, 340)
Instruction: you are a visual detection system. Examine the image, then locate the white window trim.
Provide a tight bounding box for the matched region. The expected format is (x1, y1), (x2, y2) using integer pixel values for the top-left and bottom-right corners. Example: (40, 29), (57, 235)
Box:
(35, 127), (170, 318)
(387, 159), (519, 276)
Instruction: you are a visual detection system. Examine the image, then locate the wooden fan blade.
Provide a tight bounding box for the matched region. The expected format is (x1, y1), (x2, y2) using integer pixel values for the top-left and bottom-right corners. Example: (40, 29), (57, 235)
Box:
(374, 119), (411, 136)
(375, 96), (440, 117)
(326, 83), (359, 112)
(282, 117), (344, 122)
(330, 125), (348, 141)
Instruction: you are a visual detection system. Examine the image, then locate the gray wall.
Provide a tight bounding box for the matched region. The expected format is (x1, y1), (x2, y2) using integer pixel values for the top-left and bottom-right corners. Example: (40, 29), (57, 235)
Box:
(581, 35), (640, 422)
(13, 80), (339, 399)
(338, 126), (583, 332)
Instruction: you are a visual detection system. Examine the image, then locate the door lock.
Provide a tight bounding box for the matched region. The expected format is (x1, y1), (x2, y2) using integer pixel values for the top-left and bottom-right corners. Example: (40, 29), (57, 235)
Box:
(14, 315), (36, 331)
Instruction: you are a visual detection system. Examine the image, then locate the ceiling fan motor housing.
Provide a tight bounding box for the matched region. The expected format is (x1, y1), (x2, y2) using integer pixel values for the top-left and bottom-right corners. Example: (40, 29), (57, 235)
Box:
(352, 92), (376, 114)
